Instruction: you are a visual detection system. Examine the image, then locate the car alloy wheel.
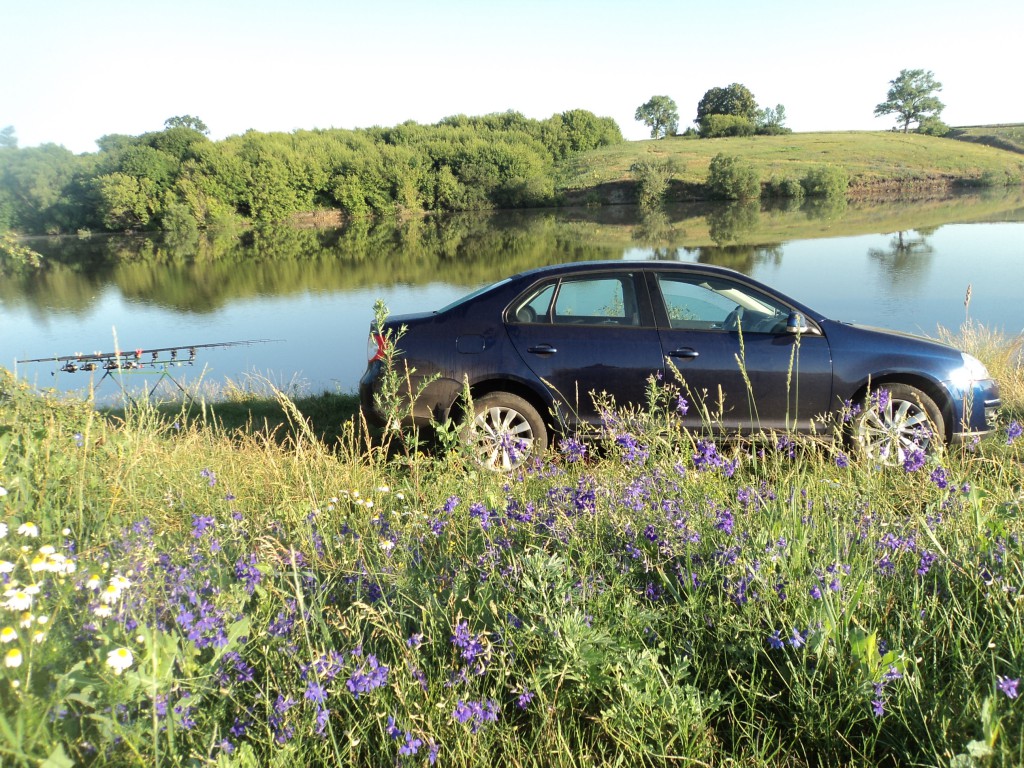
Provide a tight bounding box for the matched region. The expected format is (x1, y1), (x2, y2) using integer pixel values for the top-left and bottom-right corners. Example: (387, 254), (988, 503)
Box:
(853, 383), (944, 465)
(466, 392), (547, 471)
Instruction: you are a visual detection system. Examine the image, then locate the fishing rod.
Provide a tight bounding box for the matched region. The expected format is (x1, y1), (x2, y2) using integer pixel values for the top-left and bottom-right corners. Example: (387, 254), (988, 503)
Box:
(16, 339), (277, 374)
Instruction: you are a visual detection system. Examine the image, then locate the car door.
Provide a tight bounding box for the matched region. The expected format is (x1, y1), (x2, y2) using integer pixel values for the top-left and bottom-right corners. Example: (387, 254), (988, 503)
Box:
(648, 270), (834, 433)
(504, 271), (665, 428)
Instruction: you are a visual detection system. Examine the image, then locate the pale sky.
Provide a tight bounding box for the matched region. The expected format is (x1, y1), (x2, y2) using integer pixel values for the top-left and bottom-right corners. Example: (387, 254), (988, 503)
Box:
(3, 0), (1020, 154)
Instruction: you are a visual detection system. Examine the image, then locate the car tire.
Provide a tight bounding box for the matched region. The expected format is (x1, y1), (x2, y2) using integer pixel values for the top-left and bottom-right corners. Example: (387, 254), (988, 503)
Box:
(465, 392), (547, 471)
(852, 383), (945, 464)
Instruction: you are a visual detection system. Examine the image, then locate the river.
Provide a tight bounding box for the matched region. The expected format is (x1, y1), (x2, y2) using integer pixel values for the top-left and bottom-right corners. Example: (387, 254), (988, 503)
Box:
(3, 189), (1023, 403)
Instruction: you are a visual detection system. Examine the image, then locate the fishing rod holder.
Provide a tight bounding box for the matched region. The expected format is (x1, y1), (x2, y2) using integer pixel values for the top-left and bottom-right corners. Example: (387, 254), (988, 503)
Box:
(17, 340), (271, 402)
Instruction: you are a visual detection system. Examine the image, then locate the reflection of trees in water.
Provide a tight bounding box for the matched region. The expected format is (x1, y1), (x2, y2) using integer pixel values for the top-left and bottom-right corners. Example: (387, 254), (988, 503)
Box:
(707, 201), (761, 245)
(803, 196), (848, 222)
(9, 214), (620, 313)
(10, 190), (1021, 315)
(694, 244), (784, 274)
(631, 209), (683, 260)
(867, 230), (935, 289)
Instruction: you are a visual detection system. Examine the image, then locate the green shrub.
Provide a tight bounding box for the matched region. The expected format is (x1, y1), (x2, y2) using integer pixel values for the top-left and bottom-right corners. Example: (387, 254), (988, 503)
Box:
(801, 164), (849, 199)
(630, 159), (673, 208)
(698, 115), (756, 138)
(706, 153), (761, 201)
(763, 176), (805, 202)
(917, 116), (951, 137)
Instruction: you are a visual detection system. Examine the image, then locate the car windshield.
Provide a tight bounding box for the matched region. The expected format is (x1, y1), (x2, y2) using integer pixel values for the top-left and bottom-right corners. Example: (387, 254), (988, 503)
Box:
(436, 278), (513, 313)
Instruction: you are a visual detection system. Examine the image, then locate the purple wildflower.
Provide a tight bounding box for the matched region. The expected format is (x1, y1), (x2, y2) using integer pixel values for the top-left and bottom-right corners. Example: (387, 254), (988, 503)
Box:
(873, 389), (891, 412)
(1008, 421), (1023, 445)
(346, 655), (389, 699)
(693, 440), (734, 474)
(558, 437), (587, 463)
(400, 732), (423, 756)
(835, 452), (849, 469)
(191, 514), (216, 538)
(903, 447), (926, 473)
(676, 395), (689, 416)
(234, 554), (262, 594)
(452, 699), (499, 733)
(872, 698), (885, 718)
(386, 716), (402, 739)
(315, 707), (330, 735)
(516, 687), (535, 710)
(615, 433), (649, 464)
(451, 620), (488, 670)
(768, 630), (784, 650)
(304, 681), (327, 704)
(999, 676), (1019, 700)
(789, 627), (806, 648)
(776, 434), (796, 459)
(842, 398), (862, 423)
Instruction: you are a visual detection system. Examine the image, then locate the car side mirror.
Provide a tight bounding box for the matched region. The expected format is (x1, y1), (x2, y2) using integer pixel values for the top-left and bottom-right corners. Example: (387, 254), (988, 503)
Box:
(786, 311), (809, 334)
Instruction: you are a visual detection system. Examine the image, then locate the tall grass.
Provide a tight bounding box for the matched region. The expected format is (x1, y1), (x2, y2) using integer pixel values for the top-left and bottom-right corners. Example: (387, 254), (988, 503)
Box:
(1, 349), (1023, 766)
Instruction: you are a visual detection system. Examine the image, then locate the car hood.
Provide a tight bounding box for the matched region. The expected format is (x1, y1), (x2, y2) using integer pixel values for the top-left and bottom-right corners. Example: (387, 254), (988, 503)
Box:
(827, 320), (963, 360)
(841, 322), (938, 344)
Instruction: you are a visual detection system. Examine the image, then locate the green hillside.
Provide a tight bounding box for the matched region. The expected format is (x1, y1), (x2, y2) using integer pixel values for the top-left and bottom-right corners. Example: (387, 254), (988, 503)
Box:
(949, 123), (1024, 155)
(556, 129), (1024, 203)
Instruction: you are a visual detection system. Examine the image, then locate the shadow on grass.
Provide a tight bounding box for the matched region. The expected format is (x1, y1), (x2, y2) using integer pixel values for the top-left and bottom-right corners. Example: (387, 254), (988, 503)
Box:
(101, 390), (365, 448)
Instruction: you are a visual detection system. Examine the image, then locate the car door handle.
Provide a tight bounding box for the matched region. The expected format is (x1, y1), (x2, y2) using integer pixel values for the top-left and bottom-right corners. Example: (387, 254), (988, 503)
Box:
(527, 344), (557, 355)
(669, 348), (699, 359)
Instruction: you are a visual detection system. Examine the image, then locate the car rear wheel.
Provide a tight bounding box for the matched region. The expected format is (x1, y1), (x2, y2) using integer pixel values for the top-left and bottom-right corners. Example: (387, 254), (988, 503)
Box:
(852, 383), (944, 464)
(465, 392), (547, 471)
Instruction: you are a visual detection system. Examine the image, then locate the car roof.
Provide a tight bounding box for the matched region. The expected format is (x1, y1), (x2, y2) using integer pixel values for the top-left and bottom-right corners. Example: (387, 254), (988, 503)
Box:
(507, 259), (748, 282)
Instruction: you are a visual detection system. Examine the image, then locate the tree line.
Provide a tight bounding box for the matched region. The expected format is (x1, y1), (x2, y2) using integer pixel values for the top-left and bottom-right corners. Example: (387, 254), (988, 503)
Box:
(635, 69), (948, 140)
(0, 110), (622, 235)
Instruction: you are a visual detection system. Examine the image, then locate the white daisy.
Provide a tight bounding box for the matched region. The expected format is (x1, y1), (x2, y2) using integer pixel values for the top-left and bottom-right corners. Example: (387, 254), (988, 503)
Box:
(3, 590), (33, 611)
(0, 627), (17, 643)
(17, 522), (39, 538)
(106, 647), (134, 675)
(109, 575), (132, 591)
(4, 648), (22, 668)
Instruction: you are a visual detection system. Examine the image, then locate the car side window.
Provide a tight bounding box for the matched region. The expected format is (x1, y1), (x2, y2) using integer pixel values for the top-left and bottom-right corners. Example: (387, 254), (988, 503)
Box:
(655, 273), (789, 333)
(511, 275), (641, 326)
(553, 276), (638, 325)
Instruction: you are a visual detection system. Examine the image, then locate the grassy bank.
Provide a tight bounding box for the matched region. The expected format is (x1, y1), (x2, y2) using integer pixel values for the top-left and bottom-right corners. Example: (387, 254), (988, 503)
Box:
(1, 323), (1023, 767)
(557, 130), (1024, 204)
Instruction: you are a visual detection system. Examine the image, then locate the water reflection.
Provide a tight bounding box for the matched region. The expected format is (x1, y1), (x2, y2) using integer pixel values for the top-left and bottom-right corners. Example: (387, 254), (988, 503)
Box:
(868, 231), (936, 291)
(4, 187), (1024, 395)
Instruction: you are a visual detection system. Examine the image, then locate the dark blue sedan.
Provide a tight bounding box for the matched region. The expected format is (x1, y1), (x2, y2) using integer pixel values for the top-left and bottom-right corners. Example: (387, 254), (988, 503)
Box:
(361, 261), (1000, 470)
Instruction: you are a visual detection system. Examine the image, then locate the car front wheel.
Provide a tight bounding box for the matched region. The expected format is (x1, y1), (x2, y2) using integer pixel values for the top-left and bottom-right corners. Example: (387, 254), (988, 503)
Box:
(465, 392), (547, 471)
(853, 383), (945, 465)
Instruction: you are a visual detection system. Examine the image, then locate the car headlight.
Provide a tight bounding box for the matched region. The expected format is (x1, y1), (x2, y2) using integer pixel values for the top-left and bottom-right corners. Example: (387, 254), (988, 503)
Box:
(948, 352), (991, 391)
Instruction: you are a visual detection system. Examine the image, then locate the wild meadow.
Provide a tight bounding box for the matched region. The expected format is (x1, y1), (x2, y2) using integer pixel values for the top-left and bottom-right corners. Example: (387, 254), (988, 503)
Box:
(1, 323), (1023, 767)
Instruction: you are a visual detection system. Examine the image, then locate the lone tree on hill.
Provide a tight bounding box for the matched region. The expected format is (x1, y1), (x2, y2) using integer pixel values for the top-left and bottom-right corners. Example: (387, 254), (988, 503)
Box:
(695, 84), (759, 125)
(635, 96), (679, 139)
(874, 69), (945, 133)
